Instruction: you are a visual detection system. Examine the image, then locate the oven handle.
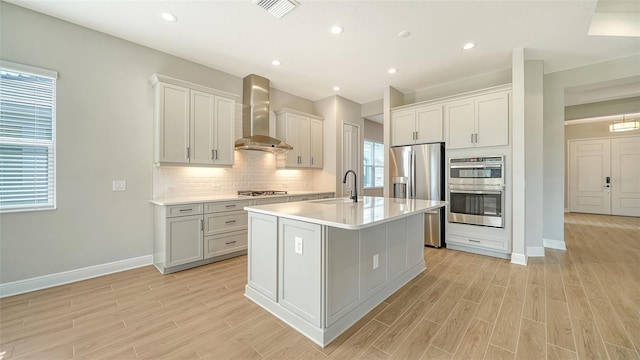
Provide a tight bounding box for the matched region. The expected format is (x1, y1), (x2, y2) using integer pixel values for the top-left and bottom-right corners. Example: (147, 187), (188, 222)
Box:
(450, 189), (503, 195)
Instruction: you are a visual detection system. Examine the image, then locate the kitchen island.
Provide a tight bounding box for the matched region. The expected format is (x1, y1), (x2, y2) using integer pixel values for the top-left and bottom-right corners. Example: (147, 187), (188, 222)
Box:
(244, 196), (446, 347)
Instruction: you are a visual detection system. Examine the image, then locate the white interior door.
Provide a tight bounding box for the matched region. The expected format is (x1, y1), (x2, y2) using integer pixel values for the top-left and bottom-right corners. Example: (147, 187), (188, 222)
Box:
(569, 139), (611, 215)
(342, 123), (360, 197)
(611, 137), (640, 216)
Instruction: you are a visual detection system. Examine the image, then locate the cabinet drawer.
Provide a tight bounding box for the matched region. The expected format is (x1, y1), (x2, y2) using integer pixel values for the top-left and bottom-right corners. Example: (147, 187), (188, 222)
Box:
(447, 233), (508, 251)
(204, 210), (248, 236)
(289, 194), (319, 202)
(205, 200), (252, 214)
(253, 197), (289, 206)
(205, 231), (248, 258)
(166, 203), (203, 218)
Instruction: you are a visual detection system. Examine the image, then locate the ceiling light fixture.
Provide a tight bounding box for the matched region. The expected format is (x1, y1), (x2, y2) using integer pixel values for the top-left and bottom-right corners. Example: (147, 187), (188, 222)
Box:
(161, 12), (177, 22)
(388, 68), (397, 74)
(398, 30), (411, 38)
(333, 86), (340, 91)
(609, 114), (640, 132)
(272, 60), (281, 66)
(330, 25), (344, 35)
(462, 42), (476, 50)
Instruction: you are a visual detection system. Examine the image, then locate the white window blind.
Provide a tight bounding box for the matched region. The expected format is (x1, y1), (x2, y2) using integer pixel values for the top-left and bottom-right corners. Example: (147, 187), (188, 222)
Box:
(0, 61), (57, 212)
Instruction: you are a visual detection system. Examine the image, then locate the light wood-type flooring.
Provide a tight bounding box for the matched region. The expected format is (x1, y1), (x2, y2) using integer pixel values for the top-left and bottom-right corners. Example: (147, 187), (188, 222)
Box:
(1, 212), (639, 359)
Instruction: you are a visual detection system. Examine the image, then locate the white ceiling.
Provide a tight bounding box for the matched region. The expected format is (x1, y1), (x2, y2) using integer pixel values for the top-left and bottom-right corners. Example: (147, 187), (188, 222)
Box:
(8, 0), (640, 104)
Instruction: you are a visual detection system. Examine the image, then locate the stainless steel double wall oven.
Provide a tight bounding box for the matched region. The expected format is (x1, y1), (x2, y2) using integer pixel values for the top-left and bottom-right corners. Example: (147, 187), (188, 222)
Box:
(448, 156), (505, 228)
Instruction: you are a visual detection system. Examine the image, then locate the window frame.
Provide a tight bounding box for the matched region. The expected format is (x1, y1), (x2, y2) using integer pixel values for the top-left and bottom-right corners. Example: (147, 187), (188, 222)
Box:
(363, 139), (384, 189)
(0, 60), (58, 213)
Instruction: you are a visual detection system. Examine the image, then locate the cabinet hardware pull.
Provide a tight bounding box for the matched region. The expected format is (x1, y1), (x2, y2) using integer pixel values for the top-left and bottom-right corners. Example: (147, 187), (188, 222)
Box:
(225, 220), (237, 224)
(179, 208), (193, 212)
(215, 149), (218, 160)
(186, 147), (190, 159)
(474, 133), (478, 143)
(471, 134), (474, 143)
(225, 204), (236, 208)
(200, 219), (204, 231)
(311, 157), (314, 165)
(211, 150), (215, 160)
(469, 239), (480, 243)
(225, 241), (237, 245)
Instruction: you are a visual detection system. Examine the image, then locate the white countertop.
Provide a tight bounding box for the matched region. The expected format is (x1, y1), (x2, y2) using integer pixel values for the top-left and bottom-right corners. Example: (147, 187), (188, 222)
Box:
(245, 196), (446, 230)
(149, 190), (334, 206)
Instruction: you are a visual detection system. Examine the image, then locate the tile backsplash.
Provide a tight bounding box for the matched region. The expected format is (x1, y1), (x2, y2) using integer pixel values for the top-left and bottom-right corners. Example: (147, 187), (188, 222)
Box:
(153, 150), (317, 199)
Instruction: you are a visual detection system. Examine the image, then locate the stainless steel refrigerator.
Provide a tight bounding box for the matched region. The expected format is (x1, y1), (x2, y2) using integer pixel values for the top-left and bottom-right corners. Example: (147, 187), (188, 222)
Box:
(389, 142), (445, 247)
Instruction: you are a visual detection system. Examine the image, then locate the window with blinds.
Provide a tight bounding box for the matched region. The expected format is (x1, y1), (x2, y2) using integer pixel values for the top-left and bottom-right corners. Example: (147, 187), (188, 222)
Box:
(0, 61), (58, 212)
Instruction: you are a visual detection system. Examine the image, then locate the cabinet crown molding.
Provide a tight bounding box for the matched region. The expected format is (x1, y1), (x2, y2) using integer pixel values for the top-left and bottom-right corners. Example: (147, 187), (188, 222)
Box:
(274, 108), (324, 120)
(150, 73), (240, 101)
(392, 83), (512, 112)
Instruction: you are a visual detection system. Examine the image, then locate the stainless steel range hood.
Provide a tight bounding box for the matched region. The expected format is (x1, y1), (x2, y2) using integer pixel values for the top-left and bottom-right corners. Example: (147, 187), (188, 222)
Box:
(235, 74), (292, 153)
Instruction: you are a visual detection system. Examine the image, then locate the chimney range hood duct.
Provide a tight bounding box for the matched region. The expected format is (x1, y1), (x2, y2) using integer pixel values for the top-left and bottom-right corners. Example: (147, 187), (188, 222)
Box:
(235, 74), (293, 153)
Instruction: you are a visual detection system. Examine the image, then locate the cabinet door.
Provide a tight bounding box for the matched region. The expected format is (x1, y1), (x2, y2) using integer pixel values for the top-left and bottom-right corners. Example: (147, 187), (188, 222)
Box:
(445, 99), (475, 149)
(158, 83), (190, 163)
(214, 96), (235, 165)
(284, 113), (300, 167)
(297, 116), (311, 167)
(415, 105), (443, 143)
(391, 109), (416, 146)
(310, 118), (323, 168)
(406, 213), (424, 267)
(166, 215), (203, 267)
(190, 89), (215, 165)
(475, 91), (509, 148)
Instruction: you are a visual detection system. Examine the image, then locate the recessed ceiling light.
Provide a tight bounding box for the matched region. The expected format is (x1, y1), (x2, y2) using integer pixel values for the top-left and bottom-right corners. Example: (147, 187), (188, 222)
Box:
(330, 25), (344, 35)
(161, 12), (177, 22)
(388, 68), (398, 74)
(462, 42), (476, 50)
(398, 30), (411, 38)
(333, 86), (340, 91)
(272, 60), (281, 66)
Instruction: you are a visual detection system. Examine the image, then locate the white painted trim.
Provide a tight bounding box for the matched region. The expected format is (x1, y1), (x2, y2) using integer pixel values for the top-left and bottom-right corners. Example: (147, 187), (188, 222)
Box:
(565, 208), (570, 213)
(527, 247), (545, 257)
(0, 255), (153, 298)
(543, 238), (567, 250)
(510, 253), (527, 265)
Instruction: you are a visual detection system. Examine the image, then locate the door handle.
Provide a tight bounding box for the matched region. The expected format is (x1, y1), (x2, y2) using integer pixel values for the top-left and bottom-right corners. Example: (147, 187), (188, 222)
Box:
(605, 176), (611, 188)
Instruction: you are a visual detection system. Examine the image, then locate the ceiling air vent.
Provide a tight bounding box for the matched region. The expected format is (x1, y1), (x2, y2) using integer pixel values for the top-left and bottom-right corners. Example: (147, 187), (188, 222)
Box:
(254, 0), (299, 18)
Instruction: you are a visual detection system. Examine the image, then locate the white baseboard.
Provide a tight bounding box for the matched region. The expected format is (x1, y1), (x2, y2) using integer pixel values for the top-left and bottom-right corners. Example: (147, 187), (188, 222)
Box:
(527, 247), (545, 257)
(0, 255), (153, 298)
(510, 253), (527, 265)
(564, 208), (570, 213)
(543, 238), (567, 250)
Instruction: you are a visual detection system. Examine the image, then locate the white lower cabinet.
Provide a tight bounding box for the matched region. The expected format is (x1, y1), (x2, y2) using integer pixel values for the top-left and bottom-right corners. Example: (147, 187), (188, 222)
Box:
(167, 214), (204, 267)
(205, 230), (247, 259)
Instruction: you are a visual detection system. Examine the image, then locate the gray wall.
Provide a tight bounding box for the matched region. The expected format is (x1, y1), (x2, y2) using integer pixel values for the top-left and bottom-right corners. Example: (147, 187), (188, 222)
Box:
(364, 119), (383, 142)
(565, 97), (640, 120)
(543, 54), (640, 245)
(270, 87), (315, 115)
(0, 3), (243, 283)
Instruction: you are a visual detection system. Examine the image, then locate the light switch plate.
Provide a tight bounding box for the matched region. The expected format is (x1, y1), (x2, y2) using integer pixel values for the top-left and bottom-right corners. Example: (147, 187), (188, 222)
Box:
(112, 180), (126, 192)
(294, 236), (303, 255)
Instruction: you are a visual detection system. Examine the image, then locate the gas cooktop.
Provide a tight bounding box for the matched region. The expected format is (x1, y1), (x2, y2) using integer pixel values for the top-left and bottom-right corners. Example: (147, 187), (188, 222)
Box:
(237, 190), (288, 197)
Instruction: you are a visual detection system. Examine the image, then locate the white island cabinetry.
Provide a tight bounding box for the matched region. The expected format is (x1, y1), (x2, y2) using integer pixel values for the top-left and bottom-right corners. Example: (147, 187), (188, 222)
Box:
(244, 197), (445, 347)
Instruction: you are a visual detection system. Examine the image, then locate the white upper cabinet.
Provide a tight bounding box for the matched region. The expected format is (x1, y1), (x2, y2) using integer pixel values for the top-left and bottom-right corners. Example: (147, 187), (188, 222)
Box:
(276, 109), (323, 169)
(391, 104), (443, 146)
(310, 118), (323, 168)
(446, 90), (510, 149)
(152, 74), (237, 166)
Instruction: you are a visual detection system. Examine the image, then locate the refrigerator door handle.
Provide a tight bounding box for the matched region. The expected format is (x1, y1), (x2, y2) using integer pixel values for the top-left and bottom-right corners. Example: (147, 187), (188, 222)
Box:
(411, 151), (417, 198)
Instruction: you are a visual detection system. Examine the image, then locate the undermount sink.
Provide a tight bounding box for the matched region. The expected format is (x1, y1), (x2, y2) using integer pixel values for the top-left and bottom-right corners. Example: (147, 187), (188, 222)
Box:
(312, 197), (363, 204)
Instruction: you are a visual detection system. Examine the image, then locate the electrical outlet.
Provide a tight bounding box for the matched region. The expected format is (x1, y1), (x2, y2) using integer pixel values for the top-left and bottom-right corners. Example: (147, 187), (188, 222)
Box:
(373, 254), (379, 270)
(294, 237), (303, 255)
(112, 180), (126, 192)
